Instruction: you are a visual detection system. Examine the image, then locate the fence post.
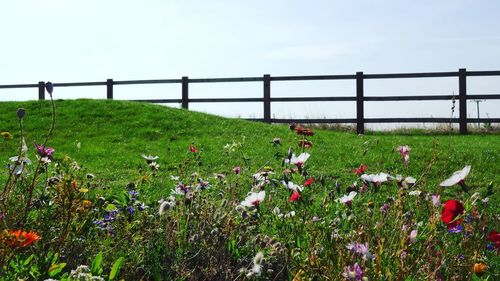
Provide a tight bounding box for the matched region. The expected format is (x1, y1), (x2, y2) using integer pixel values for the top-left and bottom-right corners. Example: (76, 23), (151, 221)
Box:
(106, 79), (113, 99)
(38, 81), (45, 100)
(182, 76), (189, 109)
(263, 74), (271, 123)
(458, 68), (467, 134)
(356, 72), (364, 134)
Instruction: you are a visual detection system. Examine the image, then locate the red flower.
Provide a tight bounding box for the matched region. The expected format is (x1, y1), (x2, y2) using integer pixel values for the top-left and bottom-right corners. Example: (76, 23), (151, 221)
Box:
(441, 200), (464, 229)
(304, 177), (314, 187)
(4, 230), (40, 248)
(489, 230), (500, 249)
(354, 164), (367, 176)
(298, 140), (313, 148)
(296, 127), (314, 136)
(189, 144), (198, 153)
(289, 191), (301, 202)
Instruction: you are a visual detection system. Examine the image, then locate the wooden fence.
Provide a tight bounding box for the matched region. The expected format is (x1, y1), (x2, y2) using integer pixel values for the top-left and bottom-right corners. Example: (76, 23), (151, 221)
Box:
(1, 68), (499, 134)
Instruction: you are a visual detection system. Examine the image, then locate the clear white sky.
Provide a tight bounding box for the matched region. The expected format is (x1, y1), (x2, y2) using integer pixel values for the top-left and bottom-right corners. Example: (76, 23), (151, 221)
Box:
(1, 0), (499, 128)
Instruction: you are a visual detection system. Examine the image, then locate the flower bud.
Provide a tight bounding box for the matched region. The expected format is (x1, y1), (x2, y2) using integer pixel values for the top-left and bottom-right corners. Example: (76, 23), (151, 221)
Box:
(17, 108), (25, 119)
(45, 81), (54, 95)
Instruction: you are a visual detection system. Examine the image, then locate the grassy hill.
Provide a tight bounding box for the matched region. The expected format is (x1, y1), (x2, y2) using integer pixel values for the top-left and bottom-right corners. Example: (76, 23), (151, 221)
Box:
(0, 99), (498, 280)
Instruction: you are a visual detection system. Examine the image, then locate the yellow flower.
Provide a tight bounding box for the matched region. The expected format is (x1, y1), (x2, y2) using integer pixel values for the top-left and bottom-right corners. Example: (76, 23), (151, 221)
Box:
(1, 132), (13, 140)
(473, 263), (487, 275)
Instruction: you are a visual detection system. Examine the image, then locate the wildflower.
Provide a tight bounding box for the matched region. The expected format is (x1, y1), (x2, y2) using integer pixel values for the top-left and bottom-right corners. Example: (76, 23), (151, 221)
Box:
(159, 200), (175, 216)
(241, 191), (266, 208)
(361, 172), (392, 186)
(284, 153), (310, 167)
(346, 241), (374, 261)
(408, 190), (422, 196)
(17, 108), (25, 119)
(336, 191), (357, 206)
(488, 230), (500, 249)
(304, 177), (314, 187)
(431, 194), (441, 207)
(233, 166), (241, 174)
(296, 127), (314, 136)
(409, 230), (418, 243)
(141, 154), (158, 163)
(1, 131), (13, 140)
(441, 199), (465, 229)
(126, 206), (135, 215)
(353, 164), (367, 176)
(4, 230), (40, 248)
(8, 156), (32, 176)
(289, 191), (301, 202)
(380, 203), (389, 216)
(248, 252), (264, 277)
(289, 122), (297, 131)
(272, 137), (281, 145)
(342, 263), (363, 280)
(448, 225), (464, 233)
(397, 145), (411, 165)
(298, 139), (313, 148)
(440, 165), (471, 191)
(253, 171), (274, 183)
(189, 144), (198, 153)
(281, 180), (303, 192)
(45, 81), (54, 95)
(171, 183), (191, 196)
(35, 144), (55, 159)
(473, 263), (487, 275)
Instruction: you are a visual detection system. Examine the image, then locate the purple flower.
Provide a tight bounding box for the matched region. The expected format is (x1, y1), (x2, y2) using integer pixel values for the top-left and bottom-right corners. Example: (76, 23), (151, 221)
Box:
(35, 144), (55, 159)
(448, 225), (464, 234)
(431, 194), (441, 207)
(126, 206), (135, 215)
(342, 263), (363, 280)
(128, 190), (138, 199)
(233, 166), (241, 174)
(380, 203), (389, 216)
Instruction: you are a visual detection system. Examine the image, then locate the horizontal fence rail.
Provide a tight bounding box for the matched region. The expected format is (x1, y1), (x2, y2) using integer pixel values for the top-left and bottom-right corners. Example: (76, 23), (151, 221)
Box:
(1, 68), (499, 134)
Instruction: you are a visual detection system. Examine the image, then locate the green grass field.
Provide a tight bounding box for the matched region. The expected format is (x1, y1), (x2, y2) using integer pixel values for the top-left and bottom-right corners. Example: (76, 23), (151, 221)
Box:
(0, 99), (498, 280)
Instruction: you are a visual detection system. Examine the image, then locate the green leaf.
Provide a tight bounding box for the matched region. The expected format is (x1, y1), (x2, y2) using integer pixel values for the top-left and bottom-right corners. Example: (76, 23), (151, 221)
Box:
(109, 257), (125, 280)
(91, 251), (103, 276)
(23, 254), (34, 266)
(49, 263), (66, 277)
(105, 203), (118, 212)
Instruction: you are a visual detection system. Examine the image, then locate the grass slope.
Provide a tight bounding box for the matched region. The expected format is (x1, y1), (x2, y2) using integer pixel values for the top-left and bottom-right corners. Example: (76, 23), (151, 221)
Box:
(0, 99), (498, 191)
(0, 99), (499, 279)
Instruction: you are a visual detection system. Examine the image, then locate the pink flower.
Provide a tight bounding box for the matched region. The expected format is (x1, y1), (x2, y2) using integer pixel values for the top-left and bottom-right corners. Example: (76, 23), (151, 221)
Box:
(397, 145), (411, 165)
(241, 191), (266, 208)
(409, 230), (417, 243)
(35, 144), (55, 159)
(232, 166), (241, 174)
(431, 194), (441, 207)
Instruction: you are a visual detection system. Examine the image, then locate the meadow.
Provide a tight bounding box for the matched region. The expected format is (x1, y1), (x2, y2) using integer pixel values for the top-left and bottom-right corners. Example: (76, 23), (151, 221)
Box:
(0, 91), (498, 280)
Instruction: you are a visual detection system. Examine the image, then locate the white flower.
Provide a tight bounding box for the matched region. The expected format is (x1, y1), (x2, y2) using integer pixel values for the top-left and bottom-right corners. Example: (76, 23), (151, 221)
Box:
(408, 190), (421, 196)
(141, 154), (159, 163)
(253, 171), (274, 182)
(361, 172), (393, 184)
(405, 177), (416, 185)
(284, 153), (310, 166)
(336, 191), (357, 204)
(241, 191), (266, 207)
(251, 252), (264, 276)
(440, 165), (471, 187)
(281, 180), (303, 192)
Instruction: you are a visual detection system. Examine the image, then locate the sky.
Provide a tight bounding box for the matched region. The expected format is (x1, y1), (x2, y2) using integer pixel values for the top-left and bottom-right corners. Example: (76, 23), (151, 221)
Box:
(1, 0), (499, 129)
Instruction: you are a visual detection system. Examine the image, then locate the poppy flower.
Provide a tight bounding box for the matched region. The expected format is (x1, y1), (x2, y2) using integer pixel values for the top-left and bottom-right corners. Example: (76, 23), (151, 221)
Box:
(473, 263), (487, 275)
(354, 164), (367, 176)
(304, 177), (314, 187)
(440, 165), (471, 191)
(189, 144), (198, 153)
(441, 200), (465, 229)
(488, 230), (500, 249)
(4, 230), (40, 248)
(289, 191), (301, 202)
